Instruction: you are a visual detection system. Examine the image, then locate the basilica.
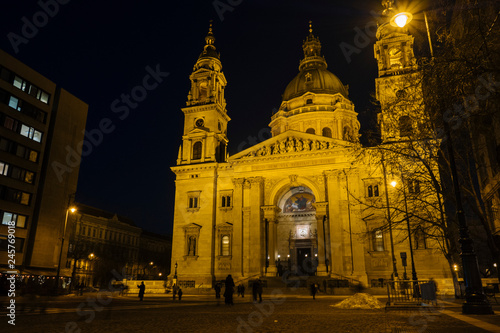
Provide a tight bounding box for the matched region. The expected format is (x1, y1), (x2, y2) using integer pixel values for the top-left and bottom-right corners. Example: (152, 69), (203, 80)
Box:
(169, 12), (452, 289)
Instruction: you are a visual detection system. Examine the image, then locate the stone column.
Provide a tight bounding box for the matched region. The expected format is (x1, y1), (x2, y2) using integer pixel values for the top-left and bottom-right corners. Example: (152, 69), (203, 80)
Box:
(232, 178), (245, 276)
(248, 177), (264, 276)
(314, 202), (328, 276)
(262, 205), (280, 277)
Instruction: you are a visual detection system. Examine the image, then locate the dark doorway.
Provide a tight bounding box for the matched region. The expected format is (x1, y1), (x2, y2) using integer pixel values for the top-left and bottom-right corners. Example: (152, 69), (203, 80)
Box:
(296, 247), (314, 276)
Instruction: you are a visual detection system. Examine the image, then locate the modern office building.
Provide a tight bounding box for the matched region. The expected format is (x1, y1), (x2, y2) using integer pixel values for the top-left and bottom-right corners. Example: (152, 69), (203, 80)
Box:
(0, 49), (88, 278)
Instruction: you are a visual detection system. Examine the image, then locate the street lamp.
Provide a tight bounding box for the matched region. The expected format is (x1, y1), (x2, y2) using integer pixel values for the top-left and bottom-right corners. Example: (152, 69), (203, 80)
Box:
(382, 157), (398, 280)
(390, 12), (413, 28)
(388, 6), (492, 314)
(55, 205), (77, 293)
(391, 177), (418, 282)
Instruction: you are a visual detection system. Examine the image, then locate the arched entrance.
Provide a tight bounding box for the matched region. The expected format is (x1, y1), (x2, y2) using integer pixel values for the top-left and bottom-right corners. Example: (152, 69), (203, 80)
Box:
(276, 186), (317, 276)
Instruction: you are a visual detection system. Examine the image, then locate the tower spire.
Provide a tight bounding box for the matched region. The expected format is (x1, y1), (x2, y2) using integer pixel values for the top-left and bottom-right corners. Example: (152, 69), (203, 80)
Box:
(299, 21), (327, 71)
(199, 20), (219, 59)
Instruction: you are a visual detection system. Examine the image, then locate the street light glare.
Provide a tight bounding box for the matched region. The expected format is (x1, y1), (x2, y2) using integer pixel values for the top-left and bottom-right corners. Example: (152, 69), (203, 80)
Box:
(69, 207), (77, 213)
(391, 181), (397, 187)
(395, 14), (409, 27)
(390, 12), (413, 28)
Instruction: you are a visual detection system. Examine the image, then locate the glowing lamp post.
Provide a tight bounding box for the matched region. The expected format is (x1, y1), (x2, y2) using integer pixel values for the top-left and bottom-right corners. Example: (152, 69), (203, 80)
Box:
(55, 206), (77, 293)
(387, 6), (492, 314)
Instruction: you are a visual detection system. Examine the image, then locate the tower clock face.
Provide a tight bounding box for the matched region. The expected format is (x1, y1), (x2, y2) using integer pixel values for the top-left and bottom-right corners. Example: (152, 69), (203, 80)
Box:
(195, 119), (204, 127)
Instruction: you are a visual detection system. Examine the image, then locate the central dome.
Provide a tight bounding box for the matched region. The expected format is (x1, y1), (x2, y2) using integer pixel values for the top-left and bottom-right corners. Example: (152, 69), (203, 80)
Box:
(282, 23), (348, 102)
(283, 68), (348, 101)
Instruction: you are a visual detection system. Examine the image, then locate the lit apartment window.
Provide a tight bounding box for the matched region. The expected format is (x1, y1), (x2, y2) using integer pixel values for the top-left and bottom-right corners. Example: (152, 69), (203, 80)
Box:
(1, 211), (27, 228)
(20, 125), (42, 143)
(8, 96), (21, 111)
(0, 161), (9, 176)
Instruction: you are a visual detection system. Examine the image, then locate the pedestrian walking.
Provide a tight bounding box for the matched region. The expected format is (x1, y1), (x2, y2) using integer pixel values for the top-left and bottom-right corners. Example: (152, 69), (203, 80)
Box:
(237, 284), (241, 297)
(310, 283), (317, 300)
(178, 288), (183, 301)
(224, 274), (235, 305)
(173, 284), (178, 300)
(252, 280), (258, 302)
(138, 281), (146, 301)
(215, 283), (221, 299)
(240, 284), (245, 298)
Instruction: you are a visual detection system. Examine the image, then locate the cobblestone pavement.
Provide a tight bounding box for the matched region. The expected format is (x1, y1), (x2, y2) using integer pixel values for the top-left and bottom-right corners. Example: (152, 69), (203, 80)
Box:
(2, 294), (500, 332)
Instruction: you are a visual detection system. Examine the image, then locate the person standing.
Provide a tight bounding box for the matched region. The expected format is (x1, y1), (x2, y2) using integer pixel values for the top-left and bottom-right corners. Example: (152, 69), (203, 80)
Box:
(310, 283), (317, 300)
(252, 280), (259, 303)
(178, 288), (183, 301)
(240, 284), (245, 298)
(224, 274), (235, 305)
(138, 281), (146, 301)
(173, 284), (178, 300)
(215, 283), (221, 299)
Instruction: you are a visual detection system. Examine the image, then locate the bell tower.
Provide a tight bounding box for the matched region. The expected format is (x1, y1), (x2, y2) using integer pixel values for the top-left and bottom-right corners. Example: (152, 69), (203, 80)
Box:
(177, 22), (230, 165)
(374, 0), (421, 142)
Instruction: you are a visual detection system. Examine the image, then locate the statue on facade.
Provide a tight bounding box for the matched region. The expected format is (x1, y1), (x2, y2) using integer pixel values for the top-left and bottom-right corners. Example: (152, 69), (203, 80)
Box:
(286, 138), (295, 153)
(303, 139), (311, 151)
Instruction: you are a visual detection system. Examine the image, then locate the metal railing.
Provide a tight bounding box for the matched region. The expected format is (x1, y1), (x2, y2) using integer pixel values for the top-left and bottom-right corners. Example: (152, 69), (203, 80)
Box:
(386, 280), (437, 308)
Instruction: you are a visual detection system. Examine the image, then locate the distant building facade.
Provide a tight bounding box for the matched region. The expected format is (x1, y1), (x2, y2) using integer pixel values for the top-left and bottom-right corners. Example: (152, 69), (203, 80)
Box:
(68, 203), (171, 286)
(0, 49), (88, 277)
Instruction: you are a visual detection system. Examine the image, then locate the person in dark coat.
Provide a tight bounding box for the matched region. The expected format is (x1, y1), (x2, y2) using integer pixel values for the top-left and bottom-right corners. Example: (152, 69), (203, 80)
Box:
(138, 281), (146, 301)
(215, 283), (221, 299)
(257, 279), (263, 303)
(224, 274), (235, 305)
(178, 288), (183, 301)
(310, 283), (317, 300)
(252, 280), (259, 302)
(240, 284), (245, 298)
(252, 279), (263, 303)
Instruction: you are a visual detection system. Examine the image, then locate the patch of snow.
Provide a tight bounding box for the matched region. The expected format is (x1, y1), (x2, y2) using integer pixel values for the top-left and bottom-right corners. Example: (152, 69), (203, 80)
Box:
(331, 293), (384, 309)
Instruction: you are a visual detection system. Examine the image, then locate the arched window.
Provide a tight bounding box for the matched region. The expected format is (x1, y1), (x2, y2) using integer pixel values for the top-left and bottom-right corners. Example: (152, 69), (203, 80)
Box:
(188, 236), (197, 256)
(373, 229), (384, 252)
(221, 235), (230, 256)
(306, 99), (313, 104)
(306, 128), (315, 135)
(399, 116), (412, 137)
(322, 127), (332, 138)
(192, 141), (202, 160)
(414, 228), (426, 250)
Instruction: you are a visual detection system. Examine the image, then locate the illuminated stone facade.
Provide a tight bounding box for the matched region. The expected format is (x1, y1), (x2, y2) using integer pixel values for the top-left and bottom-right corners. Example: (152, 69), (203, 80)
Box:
(170, 21), (451, 288)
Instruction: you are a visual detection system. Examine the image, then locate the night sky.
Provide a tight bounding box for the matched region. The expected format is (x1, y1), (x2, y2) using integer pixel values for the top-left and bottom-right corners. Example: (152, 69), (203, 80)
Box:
(1, 0), (429, 235)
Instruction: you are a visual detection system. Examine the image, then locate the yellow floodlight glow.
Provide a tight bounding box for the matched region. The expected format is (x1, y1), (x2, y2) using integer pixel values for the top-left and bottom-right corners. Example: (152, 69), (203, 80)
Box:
(391, 181), (397, 188)
(390, 12), (413, 28)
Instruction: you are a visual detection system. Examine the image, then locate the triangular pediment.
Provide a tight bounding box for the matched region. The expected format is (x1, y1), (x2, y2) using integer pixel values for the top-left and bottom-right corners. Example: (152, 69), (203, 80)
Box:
(229, 130), (354, 161)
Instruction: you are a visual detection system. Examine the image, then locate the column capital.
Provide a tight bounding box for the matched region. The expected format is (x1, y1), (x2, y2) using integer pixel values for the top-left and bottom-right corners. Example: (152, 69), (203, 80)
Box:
(232, 178), (245, 188)
(247, 176), (264, 186)
(261, 205), (281, 221)
(313, 202), (328, 216)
